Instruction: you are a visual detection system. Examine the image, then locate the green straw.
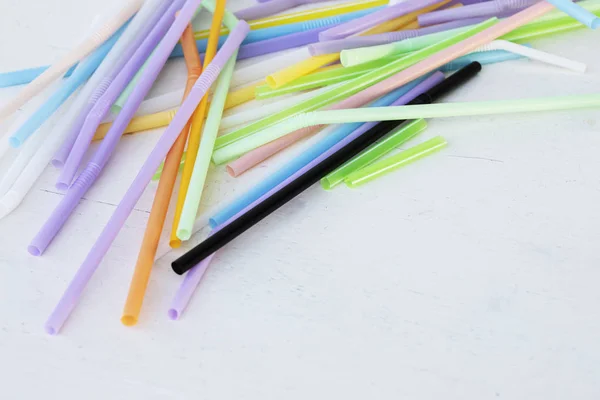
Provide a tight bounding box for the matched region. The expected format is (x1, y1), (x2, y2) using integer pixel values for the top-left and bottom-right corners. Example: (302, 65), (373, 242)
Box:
(529, 0), (600, 24)
(213, 18), (497, 157)
(345, 136), (447, 188)
(321, 119), (427, 190)
(213, 93), (600, 163)
(152, 152), (186, 181)
(502, 9), (600, 42)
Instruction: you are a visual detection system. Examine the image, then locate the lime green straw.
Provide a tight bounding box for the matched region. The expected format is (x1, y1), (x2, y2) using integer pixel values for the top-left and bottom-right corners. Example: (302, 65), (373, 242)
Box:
(213, 93), (600, 163)
(213, 18), (497, 156)
(321, 119), (427, 190)
(345, 136), (448, 188)
(502, 9), (600, 42)
(530, 0), (600, 24)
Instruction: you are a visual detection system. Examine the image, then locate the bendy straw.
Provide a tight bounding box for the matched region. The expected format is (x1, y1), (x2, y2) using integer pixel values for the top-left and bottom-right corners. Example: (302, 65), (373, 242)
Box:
(309, 17), (485, 55)
(235, 0), (330, 21)
(345, 136), (448, 187)
(172, 63), (479, 274)
(30, 0), (203, 257)
(418, 0), (538, 26)
(0, 0), (143, 121)
(56, 0), (183, 189)
(321, 119), (428, 189)
(52, 0), (171, 168)
(43, 21), (250, 336)
(535, 0), (600, 28)
(319, 0), (444, 40)
(212, 19), (497, 163)
(121, 22), (203, 328)
(8, 26), (125, 148)
(170, 0), (230, 249)
(214, 74), (440, 225)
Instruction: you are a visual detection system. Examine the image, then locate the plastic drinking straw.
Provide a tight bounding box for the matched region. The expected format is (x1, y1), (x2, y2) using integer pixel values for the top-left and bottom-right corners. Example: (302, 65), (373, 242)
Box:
(8, 26), (125, 148)
(193, 0), (389, 38)
(43, 22), (249, 335)
(345, 135), (447, 186)
(531, 0), (600, 23)
(51, 0), (170, 168)
(220, 87), (331, 130)
(0, 0), (143, 121)
(266, 53), (340, 88)
(231, 48), (308, 88)
(93, 81), (264, 140)
(310, 17), (485, 55)
(212, 19), (496, 162)
(29, 0), (203, 257)
(172, 64), (477, 274)
(170, 75), (440, 319)
(418, 0), (538, 26)
(235, 0), (331, 21)
(319, 0), (443, 40)
(0, 66), (76, 89)
(500, 11), (598, 41)
(476, 39), (586, 71)
(236, 27), (330, 60)
(321, 118), (427, 189)
(176, 54), (238, 241)
(122, 22), (202, 327)
(340, 24), (482, 67)
(215, 74), (438, 226)
(56, 0), (183, 191)
(441, 48), (525, 70)
(534, 0), (600, 28)
(169, 0), (230, 249)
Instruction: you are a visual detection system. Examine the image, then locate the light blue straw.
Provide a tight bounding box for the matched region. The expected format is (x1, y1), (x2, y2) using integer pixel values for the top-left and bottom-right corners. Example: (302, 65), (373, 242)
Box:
(0, 65), (77, 88)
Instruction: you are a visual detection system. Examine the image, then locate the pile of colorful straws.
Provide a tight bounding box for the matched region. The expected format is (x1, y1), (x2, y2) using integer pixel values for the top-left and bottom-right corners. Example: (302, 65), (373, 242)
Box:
(0, 0), (598, 334)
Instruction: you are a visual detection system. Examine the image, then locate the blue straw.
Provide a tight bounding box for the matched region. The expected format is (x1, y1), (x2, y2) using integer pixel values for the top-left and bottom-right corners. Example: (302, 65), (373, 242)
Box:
(9, 25), (127, 148)
(441, 49), (526, 72)
(208, 74), (431, 228)
(0, 65), (77, 88)
(170, 7), (382, 57)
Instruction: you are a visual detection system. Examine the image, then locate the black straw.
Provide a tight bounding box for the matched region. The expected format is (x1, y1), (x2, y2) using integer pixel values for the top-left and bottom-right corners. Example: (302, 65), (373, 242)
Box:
(172, 62), (482, 275)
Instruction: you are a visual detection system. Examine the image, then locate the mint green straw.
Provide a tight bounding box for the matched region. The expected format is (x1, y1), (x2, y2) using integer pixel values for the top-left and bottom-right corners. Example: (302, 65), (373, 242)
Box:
(345, 136), (447, 188)
(321, 119), (427, 190)
(214, 18), (497, 155)
(214, 93), (600, 163)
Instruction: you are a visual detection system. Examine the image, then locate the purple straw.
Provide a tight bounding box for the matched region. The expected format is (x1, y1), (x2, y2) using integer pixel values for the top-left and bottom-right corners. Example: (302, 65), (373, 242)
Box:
(319, 0), (443, 41)
(167, 72), (444, 320)
(51, 1), (172, 169)
(418, 0), (539, 26)
(55, 0), (183, 190)
(43, 22), (250, 335)
(29, 0), (190, 257)
(236, 26), (328, 59)
(235, 0), (328, 20)
(309, 17), (486, 55)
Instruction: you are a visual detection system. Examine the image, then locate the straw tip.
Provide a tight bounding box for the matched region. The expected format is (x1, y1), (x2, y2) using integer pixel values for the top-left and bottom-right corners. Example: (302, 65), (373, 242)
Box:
(44, 325), (57, 335)
(592, 18), (600, 29)
(121, 315), (138, 327)
(8, 137), (21, 148)
(51, 159), (64, 168)
(169, 239), (182, 249)
(28, 245), (42, 257)
(208, 218), (218, 229)
(176, 229), (191, 242)
(167, 309), (180, 320)
(55, 182), (69, 191)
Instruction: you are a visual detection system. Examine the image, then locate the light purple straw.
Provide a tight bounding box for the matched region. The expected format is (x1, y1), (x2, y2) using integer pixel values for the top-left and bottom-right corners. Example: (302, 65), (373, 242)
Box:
(55, 0), (183, 190)
(319, 0), (443, 41)
(167, 72), (444, 320)
(309, 17), (486, 55)
(51, 1), (172, 169)
(235, 0), (329, 20)
(237, 26), (328, 59)
(43, 22), (250, 336)
(30, 0), (190, 257)
(418, 0), (539, 26)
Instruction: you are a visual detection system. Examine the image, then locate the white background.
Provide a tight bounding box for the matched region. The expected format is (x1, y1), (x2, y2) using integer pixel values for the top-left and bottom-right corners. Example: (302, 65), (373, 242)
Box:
(1, 0), (600, 398)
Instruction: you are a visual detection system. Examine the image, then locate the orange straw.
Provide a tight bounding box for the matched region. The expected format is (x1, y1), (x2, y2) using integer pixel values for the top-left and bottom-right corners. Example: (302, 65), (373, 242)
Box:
(169, 0), (226, 249)
(121, 23), (202, 326)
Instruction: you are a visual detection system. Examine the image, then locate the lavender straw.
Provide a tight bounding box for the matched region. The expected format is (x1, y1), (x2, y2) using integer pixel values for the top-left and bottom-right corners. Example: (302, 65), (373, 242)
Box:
(237, 26), (328, 59)
(319, 0), (443, 41)
(167, 73), (444, 319)
(235, 0), (329, 20)
(52, 0), (171, 169)
(43, 21), (250, 336)
(55, 0), (182, 190)
(30, 0), (190, 257)
(418, 0), (539, 26)
(309, 17), (486, 55)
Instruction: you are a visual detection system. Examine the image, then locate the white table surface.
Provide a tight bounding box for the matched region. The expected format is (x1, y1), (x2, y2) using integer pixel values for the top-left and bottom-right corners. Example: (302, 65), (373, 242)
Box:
(1, 0), (600, 398)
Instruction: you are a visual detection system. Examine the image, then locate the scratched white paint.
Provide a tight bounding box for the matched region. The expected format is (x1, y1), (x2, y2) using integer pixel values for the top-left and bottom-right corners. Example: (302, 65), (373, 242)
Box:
(1, 0), (600, 398)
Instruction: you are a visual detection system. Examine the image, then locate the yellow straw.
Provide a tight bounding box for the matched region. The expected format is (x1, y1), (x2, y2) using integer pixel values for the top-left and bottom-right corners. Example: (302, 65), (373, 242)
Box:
(266, 53), (340, 88)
